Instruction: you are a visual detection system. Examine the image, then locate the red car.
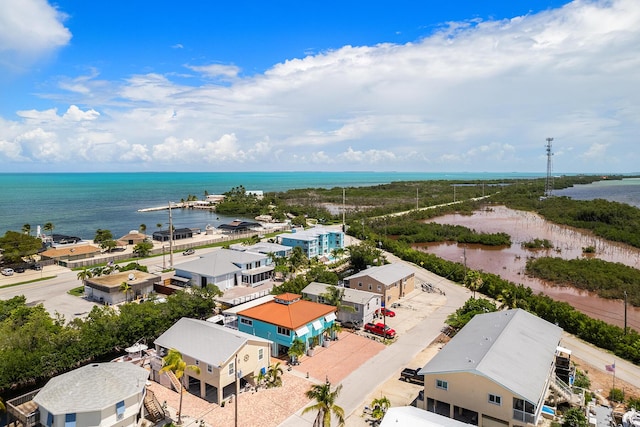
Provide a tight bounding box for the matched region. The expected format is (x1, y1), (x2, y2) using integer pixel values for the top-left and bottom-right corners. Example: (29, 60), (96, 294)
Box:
(377, 307), (396, 317)
(364, 322), (396, 338)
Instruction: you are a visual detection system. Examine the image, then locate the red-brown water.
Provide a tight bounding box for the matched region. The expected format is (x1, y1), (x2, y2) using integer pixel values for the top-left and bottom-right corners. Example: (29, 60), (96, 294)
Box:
(419, 205), (640, 330)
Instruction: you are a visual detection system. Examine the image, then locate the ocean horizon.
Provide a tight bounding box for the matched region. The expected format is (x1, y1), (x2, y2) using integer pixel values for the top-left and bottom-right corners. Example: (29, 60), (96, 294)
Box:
(0, 171), (632, 240)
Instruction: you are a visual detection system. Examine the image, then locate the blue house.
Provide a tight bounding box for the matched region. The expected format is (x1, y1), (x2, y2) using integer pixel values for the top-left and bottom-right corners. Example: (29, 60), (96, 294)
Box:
(277, 226), (344, 260)
(236, 293), (337, 357)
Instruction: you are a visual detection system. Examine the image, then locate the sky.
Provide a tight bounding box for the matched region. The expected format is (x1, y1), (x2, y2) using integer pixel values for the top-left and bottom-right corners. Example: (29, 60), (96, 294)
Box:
(0, 0), (638, 174)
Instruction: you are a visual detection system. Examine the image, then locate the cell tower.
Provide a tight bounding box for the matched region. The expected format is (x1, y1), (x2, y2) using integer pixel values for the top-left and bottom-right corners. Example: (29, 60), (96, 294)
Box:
(545, 137), (554, 197)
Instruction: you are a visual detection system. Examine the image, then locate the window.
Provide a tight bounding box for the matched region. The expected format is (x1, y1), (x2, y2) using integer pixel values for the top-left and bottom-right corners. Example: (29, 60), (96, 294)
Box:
(207, 364), (213, 373)
(116, 400), (125, 420)
(489, 394), (502, 405)
(46, 412), (54, 427)
(377, 285), (382, 291)
(65, 413), (76, 427)
(277, 326), (291, 336)
(229, 362), (235, 376)
(194, 359), (199, 366)
(258, 348), (264, 360)
(368, 284), (372, 290)
(358, 281), (362, 288)
(240, 318), (253, 326)
(436, 379), (448, 390)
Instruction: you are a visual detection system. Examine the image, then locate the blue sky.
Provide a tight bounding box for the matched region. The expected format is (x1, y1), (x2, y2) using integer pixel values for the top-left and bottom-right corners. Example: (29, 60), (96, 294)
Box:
(1, 0), (638, 173)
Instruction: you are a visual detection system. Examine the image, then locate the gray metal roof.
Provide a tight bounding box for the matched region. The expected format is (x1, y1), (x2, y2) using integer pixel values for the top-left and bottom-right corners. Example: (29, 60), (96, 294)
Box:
(302, 282), (380, 305)
(345, 263), (415, 285)
(154, 317), (271, 367)
(229, 242), (290, 254)
(33, 363), (149, 414)
(380, 406), (475, 427)
(419, 309), (562, 404)
(175, 248), (267, 278)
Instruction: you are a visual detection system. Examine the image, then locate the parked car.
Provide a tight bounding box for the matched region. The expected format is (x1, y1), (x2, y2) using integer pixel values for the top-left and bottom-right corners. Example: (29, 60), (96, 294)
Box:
(1, 268), (14, 276)
(364, 322), (396, 338)
(341, 320), (362, 330)
(30, 263), (42, 270)
(400, 367), (424, 384)
(182, 248), (195, 256)
(376, 307), (396, 317)
(14, 266), (26, 273)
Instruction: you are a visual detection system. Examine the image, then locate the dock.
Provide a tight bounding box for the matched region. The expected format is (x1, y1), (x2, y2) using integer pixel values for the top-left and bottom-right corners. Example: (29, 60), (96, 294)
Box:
(137, 202), (216, 212)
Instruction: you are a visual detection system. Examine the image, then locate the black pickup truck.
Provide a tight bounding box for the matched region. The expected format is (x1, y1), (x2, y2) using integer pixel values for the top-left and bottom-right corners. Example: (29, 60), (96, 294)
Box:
(400, 367), (424, 384)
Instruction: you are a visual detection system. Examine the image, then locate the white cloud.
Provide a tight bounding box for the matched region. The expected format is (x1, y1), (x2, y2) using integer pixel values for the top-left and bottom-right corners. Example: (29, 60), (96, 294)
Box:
(1, 0), (640, 172)
(0, 0), (71, 72)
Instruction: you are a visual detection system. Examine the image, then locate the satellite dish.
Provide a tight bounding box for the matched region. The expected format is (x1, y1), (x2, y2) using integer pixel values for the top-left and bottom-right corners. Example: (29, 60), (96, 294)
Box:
(128, 273), (135, 281)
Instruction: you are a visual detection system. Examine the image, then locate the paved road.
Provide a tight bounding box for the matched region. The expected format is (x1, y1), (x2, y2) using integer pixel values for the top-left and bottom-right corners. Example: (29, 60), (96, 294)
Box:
(279, 256), (472, 427)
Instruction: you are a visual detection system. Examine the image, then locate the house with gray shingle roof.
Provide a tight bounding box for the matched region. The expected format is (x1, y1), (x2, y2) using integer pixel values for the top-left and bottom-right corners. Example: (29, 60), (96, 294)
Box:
(151, 317), (271, 404)
(33, 363), (149, 427)
(302, 282), (381, 326)
(418, 309), (562, 427)
(173, 248), (274, 290)
(343, 263), (415, 305)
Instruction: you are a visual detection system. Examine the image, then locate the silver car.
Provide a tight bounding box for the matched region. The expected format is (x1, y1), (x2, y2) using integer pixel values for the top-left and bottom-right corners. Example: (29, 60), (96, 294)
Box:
(1, 268), (14, 276)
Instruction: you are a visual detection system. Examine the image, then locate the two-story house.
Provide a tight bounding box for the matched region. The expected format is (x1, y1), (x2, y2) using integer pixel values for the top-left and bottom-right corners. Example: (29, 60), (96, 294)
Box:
(418, 309), (562, 427)
(301, 282), (381, 326)
(151, 317), (271, 404)
(343, 263), (415, 305)
(173, 248), (274, 290)
(236, 293), (336, 357)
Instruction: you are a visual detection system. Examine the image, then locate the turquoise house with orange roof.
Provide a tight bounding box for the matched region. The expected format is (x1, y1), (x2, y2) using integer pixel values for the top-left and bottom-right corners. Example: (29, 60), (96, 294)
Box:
(236, 293), (337, 357)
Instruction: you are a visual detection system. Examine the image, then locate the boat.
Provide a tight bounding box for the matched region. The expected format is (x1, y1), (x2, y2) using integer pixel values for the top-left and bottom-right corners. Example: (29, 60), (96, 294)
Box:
(623, 409), (640, 427)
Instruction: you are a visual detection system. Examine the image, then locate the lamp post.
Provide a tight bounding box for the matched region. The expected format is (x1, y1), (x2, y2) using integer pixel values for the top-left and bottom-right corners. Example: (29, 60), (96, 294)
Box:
(162, 246), (166, 270)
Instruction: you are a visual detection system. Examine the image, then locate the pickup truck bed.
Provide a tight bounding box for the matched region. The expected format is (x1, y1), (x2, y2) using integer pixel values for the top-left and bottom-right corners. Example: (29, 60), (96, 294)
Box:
(400, 367), (424, 384)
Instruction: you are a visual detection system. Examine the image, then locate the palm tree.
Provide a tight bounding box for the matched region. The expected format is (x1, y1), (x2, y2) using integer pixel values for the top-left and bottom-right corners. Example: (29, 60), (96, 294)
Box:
(321, 285), (356, 317)
(288, 338), (306, 365)
(325, 322), (342, 341)
(22, 224), (31, 235)
(370, 396), (391, 424)
(160, 348), (200, 424)
(464, 270), (484, 298)
(303, 379), (345, 427)
(44, 222), (54, 239)
(77, 268), (93, 293)
(119, 281), (132, 302)
(266, 362), (284, 388)
(139, 224), (147, 234)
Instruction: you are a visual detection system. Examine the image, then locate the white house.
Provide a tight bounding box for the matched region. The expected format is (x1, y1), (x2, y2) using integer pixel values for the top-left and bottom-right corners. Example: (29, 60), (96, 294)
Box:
(301, 282), (381, 326)
(173, 248), (274, 290)
(33, 363), (149, 427)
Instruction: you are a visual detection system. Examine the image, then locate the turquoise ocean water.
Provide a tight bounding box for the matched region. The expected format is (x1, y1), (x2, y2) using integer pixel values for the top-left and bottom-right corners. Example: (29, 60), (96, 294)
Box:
(0, 170), (619, 240)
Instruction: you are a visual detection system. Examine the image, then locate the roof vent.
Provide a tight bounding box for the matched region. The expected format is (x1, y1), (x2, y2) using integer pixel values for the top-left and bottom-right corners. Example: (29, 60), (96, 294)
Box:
(128, 273), (135, 281)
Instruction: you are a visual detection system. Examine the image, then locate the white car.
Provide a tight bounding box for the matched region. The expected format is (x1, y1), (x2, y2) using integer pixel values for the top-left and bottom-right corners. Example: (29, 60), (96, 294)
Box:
(1, 268), (14, 276)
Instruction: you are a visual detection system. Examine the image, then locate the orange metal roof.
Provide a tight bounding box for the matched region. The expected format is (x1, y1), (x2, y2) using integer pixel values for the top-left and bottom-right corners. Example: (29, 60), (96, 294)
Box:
(238, 294), (336, 329)
(41, 244), (101, 258)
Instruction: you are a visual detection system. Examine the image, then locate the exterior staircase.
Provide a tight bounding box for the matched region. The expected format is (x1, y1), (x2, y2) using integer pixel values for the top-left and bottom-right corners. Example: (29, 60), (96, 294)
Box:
(550, 375), (583, 406)
(165, 370), (183, 393)
(143, 389), (166, 423)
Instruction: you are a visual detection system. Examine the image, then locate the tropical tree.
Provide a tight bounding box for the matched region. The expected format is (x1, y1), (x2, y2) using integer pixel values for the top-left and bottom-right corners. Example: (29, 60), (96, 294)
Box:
(321, 285), (356, 317)
(288, 338), (306, 365)
(302, 379), (345, 427)
(156, 223), (163, 232)
(324, 322), (342, 341)
(76, 268), (93, 292)
(349, 240), (385, 272)
(464, 270), (484, 298)
(133, 241), (153, 257)
(160, 348), (200, 424)
(252, 369), (267, 390)
(139, 224), (147, 234)
(370, 396), (391, 424)
(265, 362), (284, 388)
(562, 407), (587, 427)
(0, 231), (42, 264)
(120, 281), (132, 303)
(44, 222), (54, 239)
(22, 224), (31, 235)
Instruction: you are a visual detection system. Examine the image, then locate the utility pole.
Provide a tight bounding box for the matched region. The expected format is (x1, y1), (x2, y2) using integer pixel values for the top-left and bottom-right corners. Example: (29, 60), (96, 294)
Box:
(624, 291), (628, 335)
(545, 137), (554, 197)
(168, 202), (174, 269)
(416, 187), (419, 210)
(342, 188), (346, 231)
(235, 353), (239, 427)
